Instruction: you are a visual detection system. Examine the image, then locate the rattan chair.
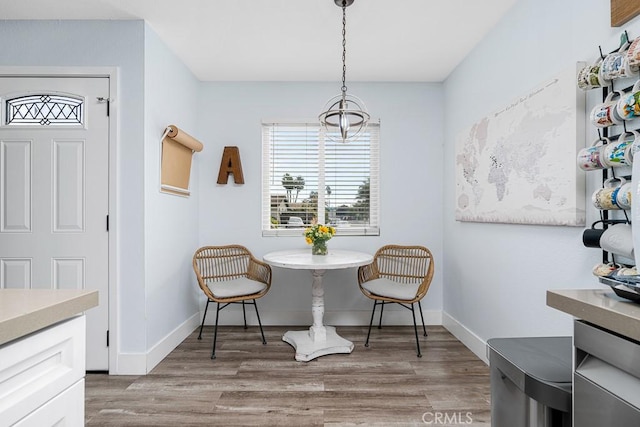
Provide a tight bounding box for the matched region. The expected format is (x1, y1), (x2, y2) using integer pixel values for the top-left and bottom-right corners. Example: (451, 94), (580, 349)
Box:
(192, 245), (272, 359)
(357, 245), (435, 357)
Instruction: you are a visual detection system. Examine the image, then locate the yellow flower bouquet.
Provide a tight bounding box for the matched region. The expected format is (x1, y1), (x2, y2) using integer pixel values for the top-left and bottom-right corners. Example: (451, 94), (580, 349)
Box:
(304, 224), (336, 255)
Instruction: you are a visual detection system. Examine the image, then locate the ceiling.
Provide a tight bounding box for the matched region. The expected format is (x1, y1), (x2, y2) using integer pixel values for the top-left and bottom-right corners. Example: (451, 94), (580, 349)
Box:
(2, 0), (516, 82)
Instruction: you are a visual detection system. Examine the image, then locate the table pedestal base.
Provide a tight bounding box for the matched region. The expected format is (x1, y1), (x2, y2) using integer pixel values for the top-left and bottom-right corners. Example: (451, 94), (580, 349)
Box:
(283, 326), (354, 362)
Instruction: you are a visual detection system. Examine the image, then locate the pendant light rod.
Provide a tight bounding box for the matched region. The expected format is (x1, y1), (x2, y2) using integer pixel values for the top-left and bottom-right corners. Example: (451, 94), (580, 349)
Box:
(341, 0), (347, 93)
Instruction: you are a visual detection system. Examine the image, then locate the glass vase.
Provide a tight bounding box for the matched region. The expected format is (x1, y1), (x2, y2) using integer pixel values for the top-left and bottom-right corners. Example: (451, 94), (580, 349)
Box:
(312, 240), (328, 255)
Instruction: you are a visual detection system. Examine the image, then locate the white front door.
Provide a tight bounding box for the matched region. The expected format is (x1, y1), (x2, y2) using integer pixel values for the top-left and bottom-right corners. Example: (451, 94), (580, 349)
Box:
(0, 76), (109, 370)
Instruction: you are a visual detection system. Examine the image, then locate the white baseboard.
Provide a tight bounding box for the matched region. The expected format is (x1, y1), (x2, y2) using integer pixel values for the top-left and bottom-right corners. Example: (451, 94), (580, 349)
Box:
(146, 312), (200, 373)
(442, 311), (488, 365)
(114, 313), (200, 375)
(114, 353), (146, 375)
(114, 309), (447, 375)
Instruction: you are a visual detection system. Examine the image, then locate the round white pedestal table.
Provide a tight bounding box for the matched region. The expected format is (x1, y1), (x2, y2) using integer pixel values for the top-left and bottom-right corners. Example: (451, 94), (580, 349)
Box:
(263, 249), (373, 362)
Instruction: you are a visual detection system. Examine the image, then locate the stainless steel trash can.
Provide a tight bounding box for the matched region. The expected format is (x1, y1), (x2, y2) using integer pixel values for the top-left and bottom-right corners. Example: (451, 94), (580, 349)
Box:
(487, 337), (572, 427)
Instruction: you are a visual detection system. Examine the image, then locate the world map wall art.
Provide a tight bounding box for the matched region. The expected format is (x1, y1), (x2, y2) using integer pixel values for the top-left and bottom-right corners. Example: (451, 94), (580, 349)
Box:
(455, 66), (586, 226)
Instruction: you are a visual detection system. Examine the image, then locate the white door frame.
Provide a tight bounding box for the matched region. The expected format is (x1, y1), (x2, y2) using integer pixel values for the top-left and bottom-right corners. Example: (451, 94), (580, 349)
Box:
(0, 66), (119, 374)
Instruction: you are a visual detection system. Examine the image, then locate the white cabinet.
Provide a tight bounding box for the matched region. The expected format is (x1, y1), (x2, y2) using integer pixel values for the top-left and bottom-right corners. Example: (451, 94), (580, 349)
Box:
(13, 381), (84, 427)
(0, 315), (86, 427)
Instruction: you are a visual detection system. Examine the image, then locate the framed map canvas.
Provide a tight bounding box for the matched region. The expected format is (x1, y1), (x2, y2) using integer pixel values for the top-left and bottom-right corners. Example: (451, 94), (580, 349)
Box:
(455, 66), (586, 226)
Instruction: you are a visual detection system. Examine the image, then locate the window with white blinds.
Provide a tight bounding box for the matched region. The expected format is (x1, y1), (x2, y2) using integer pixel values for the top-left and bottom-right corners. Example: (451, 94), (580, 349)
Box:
(262, 121), (380, 236)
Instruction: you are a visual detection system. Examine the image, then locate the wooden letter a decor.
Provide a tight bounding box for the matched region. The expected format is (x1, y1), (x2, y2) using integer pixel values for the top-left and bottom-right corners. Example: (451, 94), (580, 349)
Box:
(217, 146), (245, 184)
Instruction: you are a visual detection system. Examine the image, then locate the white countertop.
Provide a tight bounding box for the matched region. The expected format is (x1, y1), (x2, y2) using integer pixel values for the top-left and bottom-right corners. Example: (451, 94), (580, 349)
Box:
(547, 288), (640, 342)
(263, 248), (373, 270)
(0, 289), (99, 346)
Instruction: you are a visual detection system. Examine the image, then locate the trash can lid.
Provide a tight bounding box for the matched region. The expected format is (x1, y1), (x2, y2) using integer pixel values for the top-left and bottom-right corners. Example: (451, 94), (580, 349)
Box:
(487, 336), (572, 412)
(487, 336), (572, 383)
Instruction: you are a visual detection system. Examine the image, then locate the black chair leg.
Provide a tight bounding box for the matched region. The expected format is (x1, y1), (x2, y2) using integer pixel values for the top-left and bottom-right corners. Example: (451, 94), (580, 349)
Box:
(253, 299), (267, 345)
(378, 301), (385, 329)
(211, 302), (221, 359)
(418, 300), (427, 337)
(411, 303), (422, 358)
(198, 299), (210, 340)
(242, 300), (248, 329)
(365, 300), (378, 347)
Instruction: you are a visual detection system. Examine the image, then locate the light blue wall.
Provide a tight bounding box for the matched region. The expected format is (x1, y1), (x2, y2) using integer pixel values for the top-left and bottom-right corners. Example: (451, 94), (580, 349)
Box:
(0, 20), (147, 354)
(197, 82), (444, 323)
(8, 2), (630, 369)
(143, 25), (201, 351)
(443, 0), (640, 341)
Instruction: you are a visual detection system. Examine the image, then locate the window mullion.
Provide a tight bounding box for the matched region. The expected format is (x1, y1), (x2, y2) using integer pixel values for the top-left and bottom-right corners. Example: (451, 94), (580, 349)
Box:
(317, 129), (326, 224)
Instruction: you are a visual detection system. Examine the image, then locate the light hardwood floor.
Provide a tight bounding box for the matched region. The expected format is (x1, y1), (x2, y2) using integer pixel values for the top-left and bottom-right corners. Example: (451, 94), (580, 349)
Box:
(86, 325), (491, 426)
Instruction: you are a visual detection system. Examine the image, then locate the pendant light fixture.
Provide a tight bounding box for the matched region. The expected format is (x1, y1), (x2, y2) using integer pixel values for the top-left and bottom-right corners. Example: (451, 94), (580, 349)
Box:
(319, 0), (370, 143)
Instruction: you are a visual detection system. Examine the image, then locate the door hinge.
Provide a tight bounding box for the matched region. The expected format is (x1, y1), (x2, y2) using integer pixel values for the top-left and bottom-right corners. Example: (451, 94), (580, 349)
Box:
(97, 97), (111, 116)
(107, 330), (110, 347)
(106, 214), (109, 231)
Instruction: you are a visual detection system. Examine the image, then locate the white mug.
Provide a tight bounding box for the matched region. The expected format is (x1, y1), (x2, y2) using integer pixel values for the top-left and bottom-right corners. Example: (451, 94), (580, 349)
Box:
(577, 60), (605, 90)
(616, 81), (640, 121)
(590, 91), (624, 128)
(592, 262), (620, 277)
(627, 36), (640, 71)
(601, 51), (626, 81)
(577, 137), (609, 171)
(592, 177), (627, 210)
(600, 223), (635, 260)
(602, 130), (640, 167)
(615, 182), (633, 210)
(614, 267), (638, 276)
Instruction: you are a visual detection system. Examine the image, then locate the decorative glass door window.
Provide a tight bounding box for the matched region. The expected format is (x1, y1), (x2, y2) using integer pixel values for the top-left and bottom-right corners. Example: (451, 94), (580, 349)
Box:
(5, 94), (84, 126)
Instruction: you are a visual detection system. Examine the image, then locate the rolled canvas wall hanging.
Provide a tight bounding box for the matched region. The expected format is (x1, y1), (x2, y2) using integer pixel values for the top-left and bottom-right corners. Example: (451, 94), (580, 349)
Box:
(160, 124), (204, 196)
